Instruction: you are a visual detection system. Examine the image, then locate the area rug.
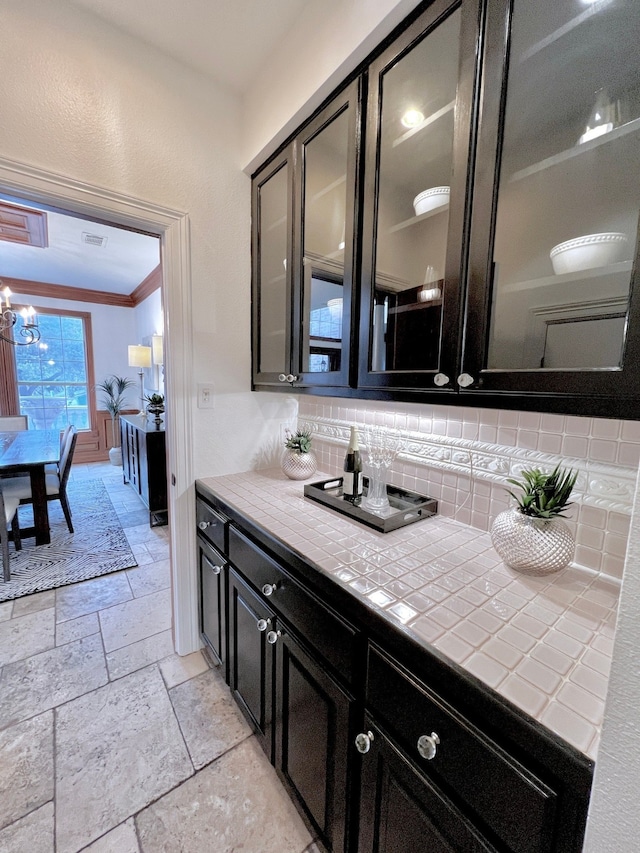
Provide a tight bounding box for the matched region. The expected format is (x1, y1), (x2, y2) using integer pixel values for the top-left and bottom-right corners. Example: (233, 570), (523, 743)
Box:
(1, 477), (138, 603)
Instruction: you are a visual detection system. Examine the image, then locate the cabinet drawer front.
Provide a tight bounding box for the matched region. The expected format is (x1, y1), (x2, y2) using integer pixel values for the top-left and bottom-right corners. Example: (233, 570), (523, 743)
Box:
(198, 537), (226, 667)
(228, 526), (356, 683)
(196, 498), (227, 552)
(367, 647), (556, 853)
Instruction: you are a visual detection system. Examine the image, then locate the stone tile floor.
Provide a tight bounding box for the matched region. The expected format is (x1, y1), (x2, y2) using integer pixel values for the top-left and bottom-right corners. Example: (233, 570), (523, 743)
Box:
(0, 462), (319, 853)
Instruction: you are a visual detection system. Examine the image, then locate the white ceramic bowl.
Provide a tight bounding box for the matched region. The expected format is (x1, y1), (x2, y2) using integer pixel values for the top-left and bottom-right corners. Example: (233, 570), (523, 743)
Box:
(550, 232), (628, 275)
(413, 186), (450, 217)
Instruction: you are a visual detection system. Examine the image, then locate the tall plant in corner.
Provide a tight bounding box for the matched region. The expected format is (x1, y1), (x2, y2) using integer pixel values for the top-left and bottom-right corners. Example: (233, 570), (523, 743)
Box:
(96, 375), (135, 465)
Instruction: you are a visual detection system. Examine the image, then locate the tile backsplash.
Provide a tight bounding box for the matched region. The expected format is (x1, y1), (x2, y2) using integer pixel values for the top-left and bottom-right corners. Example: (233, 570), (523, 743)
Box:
(297, 397), (640, 580)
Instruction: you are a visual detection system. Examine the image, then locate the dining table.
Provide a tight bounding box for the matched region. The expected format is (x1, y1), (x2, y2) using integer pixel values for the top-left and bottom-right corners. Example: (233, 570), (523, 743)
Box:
(0, 429), (61, 545)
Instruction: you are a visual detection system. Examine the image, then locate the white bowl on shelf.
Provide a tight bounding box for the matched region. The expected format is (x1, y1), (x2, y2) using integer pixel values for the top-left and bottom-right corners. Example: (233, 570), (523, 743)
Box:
(550, 232), (629, 275)
(412, 186), (450, 217)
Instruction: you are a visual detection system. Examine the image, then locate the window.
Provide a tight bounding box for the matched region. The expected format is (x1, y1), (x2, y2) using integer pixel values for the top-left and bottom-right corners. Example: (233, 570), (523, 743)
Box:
(13, 309), (93, 430)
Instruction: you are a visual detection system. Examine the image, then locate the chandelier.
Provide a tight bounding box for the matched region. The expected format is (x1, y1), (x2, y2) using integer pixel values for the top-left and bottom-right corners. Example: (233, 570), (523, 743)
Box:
(0, 284), (41, 346)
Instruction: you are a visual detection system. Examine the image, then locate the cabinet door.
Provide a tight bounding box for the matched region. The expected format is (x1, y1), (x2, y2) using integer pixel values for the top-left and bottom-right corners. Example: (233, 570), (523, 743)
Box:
(292, 80), (361, 388)
(252, 146), (294, 385)
(228, 567), (275, 759)
(357, 718), (496, 853)
(464, 0), (640, 414)
(357, 0), (480, 392)
(198, 536), (226, 670)
(275, 629), (353, 853)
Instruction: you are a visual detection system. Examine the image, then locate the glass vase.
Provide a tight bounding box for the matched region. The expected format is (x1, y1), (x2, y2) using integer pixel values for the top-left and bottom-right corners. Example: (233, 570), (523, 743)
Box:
(362, 426), (406, 515)
(491, 508), (575, 576)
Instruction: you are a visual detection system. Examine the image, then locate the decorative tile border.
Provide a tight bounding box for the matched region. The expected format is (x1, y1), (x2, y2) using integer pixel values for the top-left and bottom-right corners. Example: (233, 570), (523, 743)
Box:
(309, 416), (637, 516)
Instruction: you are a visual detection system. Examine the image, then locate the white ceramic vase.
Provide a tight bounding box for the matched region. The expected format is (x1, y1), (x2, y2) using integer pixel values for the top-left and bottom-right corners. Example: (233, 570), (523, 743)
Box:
(108, 446), (123, 467)
(491, 508), (574, 576)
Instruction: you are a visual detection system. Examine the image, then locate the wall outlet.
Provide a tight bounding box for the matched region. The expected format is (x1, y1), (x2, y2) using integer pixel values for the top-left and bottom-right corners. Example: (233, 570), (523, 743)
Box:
(197, 383), (215, 409)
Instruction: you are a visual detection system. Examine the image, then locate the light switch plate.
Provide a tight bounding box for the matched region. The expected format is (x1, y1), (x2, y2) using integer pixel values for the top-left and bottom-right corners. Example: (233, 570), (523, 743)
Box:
(197, 383), (215, 409)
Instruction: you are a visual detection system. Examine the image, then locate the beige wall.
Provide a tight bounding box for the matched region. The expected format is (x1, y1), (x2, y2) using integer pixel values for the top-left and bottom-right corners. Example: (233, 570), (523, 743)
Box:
(0, 0), (292, 479)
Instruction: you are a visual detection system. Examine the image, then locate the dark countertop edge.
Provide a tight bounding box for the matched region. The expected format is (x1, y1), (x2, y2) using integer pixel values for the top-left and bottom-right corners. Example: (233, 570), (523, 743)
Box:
(196, 478), (594, 791)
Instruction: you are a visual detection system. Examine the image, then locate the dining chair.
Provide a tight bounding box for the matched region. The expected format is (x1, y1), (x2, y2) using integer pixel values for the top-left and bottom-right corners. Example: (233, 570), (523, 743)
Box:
(0, 415), (28, 431)
(1, 485), (22, 582)
(1, 426), (79, 534)
(46, 424), (73, 474)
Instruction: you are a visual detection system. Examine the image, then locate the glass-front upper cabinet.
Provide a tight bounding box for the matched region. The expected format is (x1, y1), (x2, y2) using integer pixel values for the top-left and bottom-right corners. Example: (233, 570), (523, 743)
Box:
(252, 147), (294, 385)
(464, 0), (640, 407)
(358, 0), (480, 391)
(292, 80), (360, 387)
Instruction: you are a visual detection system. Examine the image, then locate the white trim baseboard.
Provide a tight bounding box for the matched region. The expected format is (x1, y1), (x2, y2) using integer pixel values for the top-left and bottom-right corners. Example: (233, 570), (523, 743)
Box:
(0, 155), (200, 655)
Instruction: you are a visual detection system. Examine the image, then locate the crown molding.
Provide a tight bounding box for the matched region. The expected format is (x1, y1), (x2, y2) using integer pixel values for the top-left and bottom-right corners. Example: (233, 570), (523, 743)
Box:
(130, 264), (162, 306)
(0, 275), (134, 307)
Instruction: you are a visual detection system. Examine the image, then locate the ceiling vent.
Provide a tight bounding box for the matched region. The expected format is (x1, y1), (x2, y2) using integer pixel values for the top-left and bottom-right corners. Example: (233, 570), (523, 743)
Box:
(82, 231), (108, 248)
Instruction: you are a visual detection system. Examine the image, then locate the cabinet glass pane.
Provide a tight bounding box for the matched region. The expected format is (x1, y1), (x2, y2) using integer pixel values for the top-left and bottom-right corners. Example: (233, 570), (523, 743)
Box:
(487, 0), (640, 371)
(371, 9), (460, 372)
(258, 162), (289, 374)
(302, 108), (349, 374)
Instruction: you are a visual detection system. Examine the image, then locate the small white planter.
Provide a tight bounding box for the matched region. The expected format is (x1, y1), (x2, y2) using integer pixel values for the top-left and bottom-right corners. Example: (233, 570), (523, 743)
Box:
(491, 508), (574, 575)
(281, 449), (317, 481)
(108, 446), (123, 467)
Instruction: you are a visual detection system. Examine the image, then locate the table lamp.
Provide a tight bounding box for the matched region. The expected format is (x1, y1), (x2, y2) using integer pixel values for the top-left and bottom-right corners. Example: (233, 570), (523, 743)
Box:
(128, 344), (152, 416)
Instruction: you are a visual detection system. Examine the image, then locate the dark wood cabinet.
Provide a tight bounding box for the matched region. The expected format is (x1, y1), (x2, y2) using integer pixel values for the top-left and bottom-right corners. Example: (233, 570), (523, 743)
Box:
(461, 0), (640, 412)
(356, 715), (495, 853)
(252, 81), (361, 391)
(358, 0), (479, 395)
(120, 415), (167, 526)
(275, 628), (353, 853)
(251, 0), (640, 419)
(228, 567), (275, 759)
(198, 536), (227, 668)
(226, 524), (357, 853)
(195, 485), (592, 853)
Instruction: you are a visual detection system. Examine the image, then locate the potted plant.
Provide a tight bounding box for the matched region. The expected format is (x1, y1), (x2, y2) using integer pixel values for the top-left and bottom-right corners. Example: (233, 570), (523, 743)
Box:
(281, 424), (317, 480)
(144, 392), (165, 426)
(96, 375), (135, 466)
(491, 464), (578, 575)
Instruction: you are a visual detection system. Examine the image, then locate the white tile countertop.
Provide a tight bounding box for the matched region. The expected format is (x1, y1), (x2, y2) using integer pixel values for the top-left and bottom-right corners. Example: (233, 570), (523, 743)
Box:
(198, 469), (619, 761)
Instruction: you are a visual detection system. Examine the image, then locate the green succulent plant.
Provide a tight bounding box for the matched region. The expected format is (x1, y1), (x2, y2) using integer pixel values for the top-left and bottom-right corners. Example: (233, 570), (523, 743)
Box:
(284, 425), (313, 454)
(144, 393), (165, 406)
(506, 465), (578, 519)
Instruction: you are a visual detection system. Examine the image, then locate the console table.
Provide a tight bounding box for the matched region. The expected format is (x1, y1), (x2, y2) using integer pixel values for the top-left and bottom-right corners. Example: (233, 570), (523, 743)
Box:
(120, 414), (167, 526)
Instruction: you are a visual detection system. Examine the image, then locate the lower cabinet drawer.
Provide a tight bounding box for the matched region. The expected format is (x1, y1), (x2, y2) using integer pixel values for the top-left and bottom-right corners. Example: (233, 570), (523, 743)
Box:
(196, 497), (227, 552)
(198, 536), (226, 668)
(228, 525), (357, 684)
(367, 646), (557, 853)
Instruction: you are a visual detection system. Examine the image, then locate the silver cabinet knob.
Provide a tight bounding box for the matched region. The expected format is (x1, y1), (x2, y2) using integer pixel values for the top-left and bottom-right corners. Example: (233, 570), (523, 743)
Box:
(457, 373), (475, 388)
(211, 564), (222, 576)
(198, 520), (210, 530)
(278, 374), (287, 382)
(285, 374), (298, 383)
(355, 731), (375, 754)
(256, 618), (271, 632)
(262, 582), (279, 597)
(434, 373), (450, 387)
(417, 732), (440, 760)
(266, 629), (282, 645)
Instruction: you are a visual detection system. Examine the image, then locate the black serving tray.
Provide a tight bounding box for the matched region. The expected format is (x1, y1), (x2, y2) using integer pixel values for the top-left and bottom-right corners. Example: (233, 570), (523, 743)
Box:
(303, 476), (438, 533)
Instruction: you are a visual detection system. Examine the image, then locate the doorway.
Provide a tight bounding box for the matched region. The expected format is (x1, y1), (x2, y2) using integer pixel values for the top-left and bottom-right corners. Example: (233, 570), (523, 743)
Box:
(0, 155), (198, 654)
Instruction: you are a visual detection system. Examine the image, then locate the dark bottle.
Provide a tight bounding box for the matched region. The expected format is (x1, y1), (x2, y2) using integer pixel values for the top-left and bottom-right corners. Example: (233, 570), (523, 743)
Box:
(343, 426), (363, 504)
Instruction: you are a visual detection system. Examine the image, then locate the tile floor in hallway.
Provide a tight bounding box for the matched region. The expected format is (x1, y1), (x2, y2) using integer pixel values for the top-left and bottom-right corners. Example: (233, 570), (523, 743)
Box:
(0, 462), (320, 853)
